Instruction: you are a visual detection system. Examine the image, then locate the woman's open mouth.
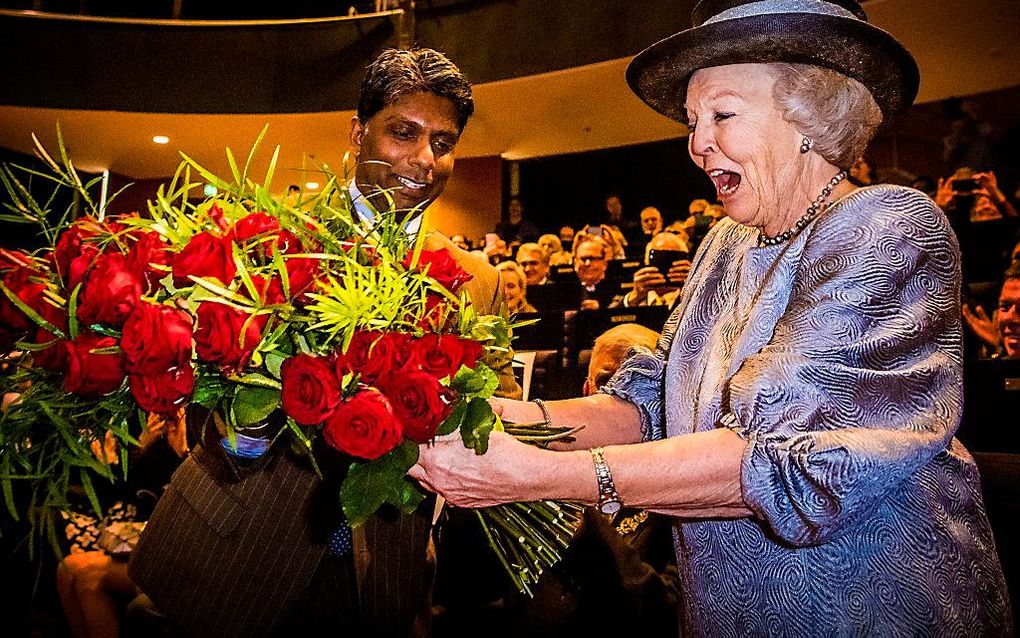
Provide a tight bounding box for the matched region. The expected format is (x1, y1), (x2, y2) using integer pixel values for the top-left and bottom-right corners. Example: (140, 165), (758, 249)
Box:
(708, 169), (741, 197)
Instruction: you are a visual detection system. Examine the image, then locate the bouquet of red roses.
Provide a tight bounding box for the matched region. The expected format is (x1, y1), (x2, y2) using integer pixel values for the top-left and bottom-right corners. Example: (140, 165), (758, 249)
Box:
(0, 132), (579, 592)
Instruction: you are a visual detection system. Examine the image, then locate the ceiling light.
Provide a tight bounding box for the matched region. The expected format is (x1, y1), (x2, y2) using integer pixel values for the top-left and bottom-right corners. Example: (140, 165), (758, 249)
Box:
(152, 135), (170, 144)
(305, 181), (320, 190)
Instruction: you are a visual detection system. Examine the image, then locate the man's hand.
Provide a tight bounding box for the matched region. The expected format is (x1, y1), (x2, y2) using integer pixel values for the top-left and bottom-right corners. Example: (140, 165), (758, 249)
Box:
(963, 303), (1001, 351)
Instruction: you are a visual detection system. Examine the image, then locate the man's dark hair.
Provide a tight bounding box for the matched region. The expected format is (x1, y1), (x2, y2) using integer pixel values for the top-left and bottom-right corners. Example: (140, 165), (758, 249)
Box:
(1005, 262), (1020, 282)
(358, 48), (474, 132)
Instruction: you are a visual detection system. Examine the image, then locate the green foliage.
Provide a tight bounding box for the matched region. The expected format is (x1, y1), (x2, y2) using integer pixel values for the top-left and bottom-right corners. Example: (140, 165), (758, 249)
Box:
(340, 441), (423, 526)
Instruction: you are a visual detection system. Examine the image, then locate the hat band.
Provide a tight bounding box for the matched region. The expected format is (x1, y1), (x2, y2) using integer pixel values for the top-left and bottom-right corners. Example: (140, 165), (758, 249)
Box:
(703, 0), (859, 26)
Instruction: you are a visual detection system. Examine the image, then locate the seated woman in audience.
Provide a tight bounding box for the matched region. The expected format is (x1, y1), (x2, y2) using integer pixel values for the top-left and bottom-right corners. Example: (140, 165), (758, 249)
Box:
(495, 260), (536, 314)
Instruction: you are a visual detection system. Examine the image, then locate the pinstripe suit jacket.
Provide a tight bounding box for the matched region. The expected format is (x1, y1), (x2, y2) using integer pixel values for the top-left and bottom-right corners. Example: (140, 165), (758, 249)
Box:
(129, 232), (520, 637)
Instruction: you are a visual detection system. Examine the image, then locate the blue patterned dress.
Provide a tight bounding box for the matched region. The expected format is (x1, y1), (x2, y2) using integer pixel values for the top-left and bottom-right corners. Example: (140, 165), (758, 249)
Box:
(604, 185), (1012, 636)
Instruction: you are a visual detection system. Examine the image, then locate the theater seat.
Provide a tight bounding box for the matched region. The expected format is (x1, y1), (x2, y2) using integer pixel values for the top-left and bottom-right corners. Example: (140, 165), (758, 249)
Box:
(971, 452), (1020, 623)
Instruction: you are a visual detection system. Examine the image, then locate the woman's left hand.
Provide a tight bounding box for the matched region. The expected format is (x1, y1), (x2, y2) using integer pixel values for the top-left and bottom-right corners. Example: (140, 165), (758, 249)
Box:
(409, 431), (544, 508)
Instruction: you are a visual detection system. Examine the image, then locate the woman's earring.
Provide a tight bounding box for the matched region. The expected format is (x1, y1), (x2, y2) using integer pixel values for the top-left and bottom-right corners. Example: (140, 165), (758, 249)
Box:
(800, 136), (813, 154)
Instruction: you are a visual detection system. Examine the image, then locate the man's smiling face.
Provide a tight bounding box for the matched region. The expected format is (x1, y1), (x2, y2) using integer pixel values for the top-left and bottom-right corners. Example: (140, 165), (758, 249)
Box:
(350, 91), (460, 211)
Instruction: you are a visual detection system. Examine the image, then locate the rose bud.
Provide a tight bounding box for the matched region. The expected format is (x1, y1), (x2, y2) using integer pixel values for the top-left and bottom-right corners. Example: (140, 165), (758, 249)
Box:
(121, 302), (193, 375)
(63, 333), (126, 397)
(65, 244), (101, 291)
(323, 388), (403, 460)
(170, 230), (237, 287)
(231, 211), (280, 243)
(403, 248), (472, 293)
(380, 370), (454, 443)
(76, 253), (144, 328)
(130, 365), (195, 414)
(281, 354), (342, 426)
(194, 301), (266, 371)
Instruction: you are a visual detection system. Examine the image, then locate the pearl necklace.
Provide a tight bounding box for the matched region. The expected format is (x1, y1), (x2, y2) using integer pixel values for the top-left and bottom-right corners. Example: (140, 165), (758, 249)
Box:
(758, 171), (848, 247)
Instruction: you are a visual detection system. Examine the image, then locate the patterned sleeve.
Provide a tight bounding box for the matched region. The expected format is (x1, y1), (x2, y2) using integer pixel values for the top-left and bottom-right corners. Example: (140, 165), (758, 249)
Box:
(601, 345), (666, 441)
(726, 188), (965, 546)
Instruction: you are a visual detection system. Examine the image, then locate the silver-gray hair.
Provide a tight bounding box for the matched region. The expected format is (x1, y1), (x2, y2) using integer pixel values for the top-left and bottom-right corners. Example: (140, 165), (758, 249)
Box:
(767, 63), (883, 170)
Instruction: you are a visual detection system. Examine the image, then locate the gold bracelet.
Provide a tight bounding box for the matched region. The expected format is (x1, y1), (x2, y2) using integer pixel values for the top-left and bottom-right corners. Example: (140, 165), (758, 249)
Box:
(590, 447), (623, 514)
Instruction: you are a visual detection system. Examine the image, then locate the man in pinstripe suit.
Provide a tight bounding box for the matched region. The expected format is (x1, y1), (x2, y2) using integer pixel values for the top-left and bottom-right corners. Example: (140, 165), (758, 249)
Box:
(129, 48), (520, 637)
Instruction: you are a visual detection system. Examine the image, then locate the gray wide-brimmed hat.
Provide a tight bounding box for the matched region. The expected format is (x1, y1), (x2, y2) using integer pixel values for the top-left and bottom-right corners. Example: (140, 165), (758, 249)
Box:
(626, 0), (920, 122)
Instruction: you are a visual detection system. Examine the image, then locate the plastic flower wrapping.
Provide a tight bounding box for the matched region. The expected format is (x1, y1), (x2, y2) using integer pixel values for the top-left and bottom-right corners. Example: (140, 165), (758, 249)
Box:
(0, 131), (581, 593)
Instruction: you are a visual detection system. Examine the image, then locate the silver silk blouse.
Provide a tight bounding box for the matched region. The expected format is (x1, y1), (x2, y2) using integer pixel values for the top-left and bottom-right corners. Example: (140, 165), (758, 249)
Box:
(604, 185), (1012, 635)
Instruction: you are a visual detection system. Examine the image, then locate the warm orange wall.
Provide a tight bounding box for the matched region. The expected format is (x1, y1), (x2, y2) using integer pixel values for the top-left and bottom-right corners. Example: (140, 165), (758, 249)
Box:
(426, 155), (502, 244)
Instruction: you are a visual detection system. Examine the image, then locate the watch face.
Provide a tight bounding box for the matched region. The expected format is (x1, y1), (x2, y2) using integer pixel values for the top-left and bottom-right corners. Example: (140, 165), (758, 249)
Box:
(600, 500), (622, 515)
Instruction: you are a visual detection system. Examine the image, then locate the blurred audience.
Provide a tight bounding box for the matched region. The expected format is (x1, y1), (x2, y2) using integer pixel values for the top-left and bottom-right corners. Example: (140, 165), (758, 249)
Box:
(450, 234), (471, 252)
(935, 168), (1018, 223)
(848, 155), (874, 187)
(495, 261), (536, 314)
(494, 197), (540, 244)
(538, 234), (572, 267)
(602, 195), (634, 252)
(483, 233), (512, 265)
(558, 225), (576, 248)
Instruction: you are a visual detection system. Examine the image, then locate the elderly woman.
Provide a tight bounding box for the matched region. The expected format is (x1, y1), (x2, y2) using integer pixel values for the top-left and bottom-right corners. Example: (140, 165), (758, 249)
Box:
(412, 0), (1011, 634)
(495, 260), (536, 314)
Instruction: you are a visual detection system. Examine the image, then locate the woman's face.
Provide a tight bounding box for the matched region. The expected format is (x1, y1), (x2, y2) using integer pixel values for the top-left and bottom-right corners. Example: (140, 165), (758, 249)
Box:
(502, 270), (525, 306)
(685, 64), (803, 231)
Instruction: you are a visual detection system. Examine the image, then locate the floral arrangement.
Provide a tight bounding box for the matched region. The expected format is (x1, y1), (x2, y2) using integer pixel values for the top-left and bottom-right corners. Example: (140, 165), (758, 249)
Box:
(0, 131), (580, 592)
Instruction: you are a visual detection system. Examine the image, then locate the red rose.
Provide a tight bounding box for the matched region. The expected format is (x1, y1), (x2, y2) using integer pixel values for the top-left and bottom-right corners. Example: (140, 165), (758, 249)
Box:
(323, 388), (403, 460)
(54, 220), (102, 284)
(64, 333), (126, 397)
(274, 257), (321, 304)
(417, 293), (451, 331)
(130, 365), (194, 413)
(170, 231), (236, 287)
(334, 331), (412, 384)
(404, 248), (472, 293)
(458, 338), (485, 369)
(121, 302), (193, 375)
(76, 253), (144, 328)
(0, 265), (45, 335)
(126, 231), (170, 291)
(380, 370), (454, 443)
(280, 354), (342, 425)
(194, 302), (266, 371)
(248, 275), (287, 306)
(33, 301), (69, 372)
(412, 333), (465, 379)
(231, 211), (280, 243)
(65, 244), (101, 291)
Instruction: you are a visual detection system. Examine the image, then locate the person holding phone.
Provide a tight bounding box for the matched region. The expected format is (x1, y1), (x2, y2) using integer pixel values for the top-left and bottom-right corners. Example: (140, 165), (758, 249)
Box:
(611, 231), (692, 308)
(934, 167), (1018, 223)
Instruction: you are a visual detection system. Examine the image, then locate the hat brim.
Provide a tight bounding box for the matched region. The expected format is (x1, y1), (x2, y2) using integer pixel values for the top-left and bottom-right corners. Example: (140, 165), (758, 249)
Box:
(626, 13), (920, 123)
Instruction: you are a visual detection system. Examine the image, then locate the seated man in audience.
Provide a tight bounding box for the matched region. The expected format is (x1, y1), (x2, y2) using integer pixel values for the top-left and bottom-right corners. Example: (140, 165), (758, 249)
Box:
(572, 233), (617, 310)
(504, 323), (680, 636)
(935, 168), (1018, 223)
(516, 242), (552, 286)
(639, 206), (664, 239)
(610, 231), (692, 308)
(559, 225), (576, 248)
(963, 263), (1020, 358)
